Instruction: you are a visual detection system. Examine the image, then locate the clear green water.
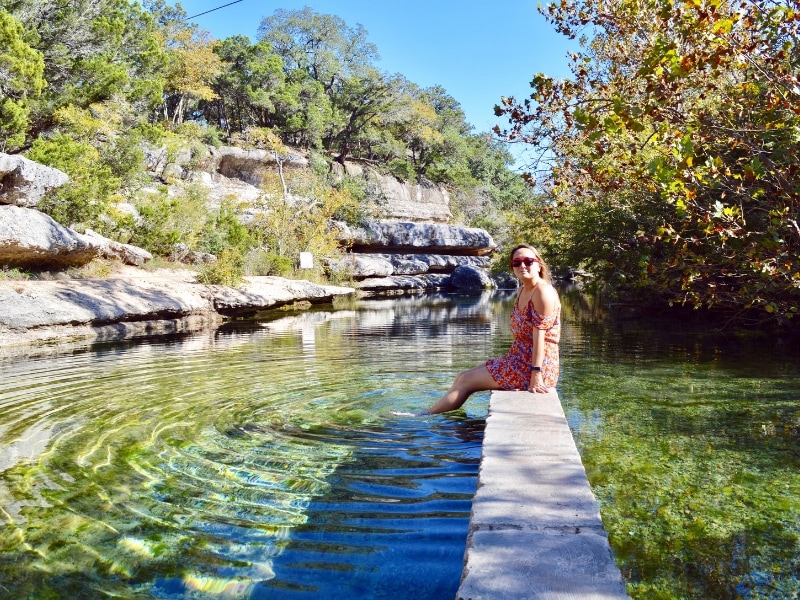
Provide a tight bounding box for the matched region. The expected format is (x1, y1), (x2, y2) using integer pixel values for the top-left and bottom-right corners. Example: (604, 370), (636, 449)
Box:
(1, 290), (798, 599)
(0, 293), (504, 599)
(558, 287), (800, 599)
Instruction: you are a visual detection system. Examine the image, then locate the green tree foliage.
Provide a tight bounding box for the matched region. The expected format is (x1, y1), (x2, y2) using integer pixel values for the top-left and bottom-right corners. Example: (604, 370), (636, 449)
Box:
(257, 7), (379, 95)
(257, 8), (394, 162)
(0, 10), (44, 150)
(160, 24), (223, 125)
(1, 0), (165, 141)
(26, 102), (147, 230)
(129, 183), (209, 255)
(496, 0), (800, 324)
(205, 36), (285, 135)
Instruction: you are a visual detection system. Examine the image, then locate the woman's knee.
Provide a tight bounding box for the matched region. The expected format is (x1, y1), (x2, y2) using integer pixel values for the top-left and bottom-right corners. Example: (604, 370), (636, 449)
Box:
(454, 365), (494, 391)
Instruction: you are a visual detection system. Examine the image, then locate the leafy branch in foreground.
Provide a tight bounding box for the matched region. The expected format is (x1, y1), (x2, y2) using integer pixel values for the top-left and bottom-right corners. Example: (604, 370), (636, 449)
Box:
(496, 0), (800, 325)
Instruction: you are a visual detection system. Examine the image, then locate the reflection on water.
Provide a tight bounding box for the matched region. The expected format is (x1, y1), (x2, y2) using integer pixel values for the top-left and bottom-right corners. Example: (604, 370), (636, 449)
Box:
(2, 288), (798, 599)
(0, 292), (503, 599)
(559, 287), (800, 599)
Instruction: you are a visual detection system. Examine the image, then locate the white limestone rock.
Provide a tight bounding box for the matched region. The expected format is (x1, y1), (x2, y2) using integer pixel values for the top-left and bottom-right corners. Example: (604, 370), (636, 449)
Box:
(0, 153), (69, 208)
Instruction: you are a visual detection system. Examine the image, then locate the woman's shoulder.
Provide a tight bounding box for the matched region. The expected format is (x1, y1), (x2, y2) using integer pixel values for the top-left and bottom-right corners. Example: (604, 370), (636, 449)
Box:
(533, 282), (560, 315)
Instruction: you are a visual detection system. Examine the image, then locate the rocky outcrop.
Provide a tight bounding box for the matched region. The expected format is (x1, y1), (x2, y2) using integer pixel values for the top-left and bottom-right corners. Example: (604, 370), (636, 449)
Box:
(0, 268), (355, 349)
(336, 220), (495, 255)
(0, 205), (100, 268)
(214, 146), (309, 187)
(0, 206), (152, 269)
(0, 153), (69, 208)
(188, 170), (262, 206)
(327, 220), (498, 292)
(334, 161), (451, 223)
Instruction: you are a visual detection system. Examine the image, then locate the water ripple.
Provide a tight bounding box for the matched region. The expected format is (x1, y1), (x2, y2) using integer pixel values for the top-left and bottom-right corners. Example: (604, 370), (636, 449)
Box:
(0, 296), (498, 598)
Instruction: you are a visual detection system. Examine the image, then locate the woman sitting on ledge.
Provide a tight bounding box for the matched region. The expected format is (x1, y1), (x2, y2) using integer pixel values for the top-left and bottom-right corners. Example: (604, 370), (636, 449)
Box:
(425, 243), (561, 415)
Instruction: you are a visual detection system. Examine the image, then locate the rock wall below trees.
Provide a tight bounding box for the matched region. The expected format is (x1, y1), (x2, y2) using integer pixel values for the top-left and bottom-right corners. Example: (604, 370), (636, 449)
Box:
(1, 147), (501, 300)
(331, 160), (452, 223)
(148, 144), (498, 292)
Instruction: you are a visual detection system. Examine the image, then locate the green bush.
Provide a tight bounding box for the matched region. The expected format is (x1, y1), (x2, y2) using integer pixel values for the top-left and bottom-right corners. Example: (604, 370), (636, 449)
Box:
(130, 184), (208, 255)
(28, 133), (119, 229)
(243, 249), (293, 277)
(197, 248), (245, 286)
(199, 200), (252, 256)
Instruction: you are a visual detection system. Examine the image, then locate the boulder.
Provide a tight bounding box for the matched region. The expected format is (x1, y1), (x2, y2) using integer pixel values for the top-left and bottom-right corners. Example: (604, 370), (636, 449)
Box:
(81, 229), (153, 267)
(0, 153), (69, 208)
(493, 272), (520, 290)
(0, 207), (153, 269)
(0, 205), (99, 268)
(449, 265), (494, 290)
(169, 243), (216, 265)
(336, 220), (496, 256)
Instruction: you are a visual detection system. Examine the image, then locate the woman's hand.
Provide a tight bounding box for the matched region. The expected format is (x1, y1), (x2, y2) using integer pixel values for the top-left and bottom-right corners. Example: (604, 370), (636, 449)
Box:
(528, 371), (547, 394)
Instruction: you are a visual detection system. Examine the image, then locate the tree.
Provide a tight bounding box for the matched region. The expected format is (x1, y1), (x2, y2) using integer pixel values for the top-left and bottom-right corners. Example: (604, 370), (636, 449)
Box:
(496, 0), (800, 324)
(325, 68), (401, 163)
(205, 36), (285, 135)
(0, 10), (44, 150)
(258, 7), (396, 159)
(257, 7), (378, 95)
(160, 25), (223, 125)
(2, 0), (165, 141)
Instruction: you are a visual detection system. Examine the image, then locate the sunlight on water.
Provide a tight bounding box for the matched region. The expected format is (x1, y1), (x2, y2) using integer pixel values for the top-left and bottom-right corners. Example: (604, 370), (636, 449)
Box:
(2, 288), (797, 599)
(0, 292), (504, 599)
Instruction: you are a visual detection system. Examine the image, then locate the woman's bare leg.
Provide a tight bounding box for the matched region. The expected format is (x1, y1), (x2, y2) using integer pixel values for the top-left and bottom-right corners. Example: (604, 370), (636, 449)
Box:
(426, 364), (503, 414)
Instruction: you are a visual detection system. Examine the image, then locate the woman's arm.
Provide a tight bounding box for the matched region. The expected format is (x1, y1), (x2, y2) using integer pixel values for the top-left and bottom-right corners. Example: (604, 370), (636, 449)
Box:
(528, 285), (558, 393)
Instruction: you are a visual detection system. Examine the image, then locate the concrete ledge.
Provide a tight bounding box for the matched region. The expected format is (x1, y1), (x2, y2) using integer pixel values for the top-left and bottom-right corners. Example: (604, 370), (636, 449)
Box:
(457, 390), (629, 600)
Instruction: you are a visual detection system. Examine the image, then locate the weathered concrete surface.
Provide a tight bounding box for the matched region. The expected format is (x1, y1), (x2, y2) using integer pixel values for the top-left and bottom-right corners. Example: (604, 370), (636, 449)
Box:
(457, 390), (629, 600)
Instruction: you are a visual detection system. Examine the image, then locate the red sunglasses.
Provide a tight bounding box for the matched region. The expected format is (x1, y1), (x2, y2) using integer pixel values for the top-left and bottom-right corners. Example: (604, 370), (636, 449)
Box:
(510, 257), (539, 268)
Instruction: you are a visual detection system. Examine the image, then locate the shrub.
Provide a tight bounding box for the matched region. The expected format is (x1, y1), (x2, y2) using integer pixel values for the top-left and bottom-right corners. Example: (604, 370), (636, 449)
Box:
(243, 249), (293, 277)
(199, 199), (251, 256)
(130, 184), (208, 255)
(28, 133), (119, 229)
(197, 248), (245, 286)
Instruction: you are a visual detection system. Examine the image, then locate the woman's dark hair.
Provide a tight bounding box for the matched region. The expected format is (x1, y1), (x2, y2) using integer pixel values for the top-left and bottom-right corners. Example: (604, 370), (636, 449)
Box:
(509, 243), (553, 284)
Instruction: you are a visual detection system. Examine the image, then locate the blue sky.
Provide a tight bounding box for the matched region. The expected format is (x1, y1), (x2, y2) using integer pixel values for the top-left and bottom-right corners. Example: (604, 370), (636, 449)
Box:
(176, 0), (576, 140)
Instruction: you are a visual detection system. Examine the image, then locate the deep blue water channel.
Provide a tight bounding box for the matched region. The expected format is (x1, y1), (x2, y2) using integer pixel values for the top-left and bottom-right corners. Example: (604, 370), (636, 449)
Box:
(1, 289), (798, 599)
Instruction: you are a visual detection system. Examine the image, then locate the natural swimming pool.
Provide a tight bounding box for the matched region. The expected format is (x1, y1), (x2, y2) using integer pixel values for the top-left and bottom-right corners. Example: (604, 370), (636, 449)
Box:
(1, 289), (798, 599)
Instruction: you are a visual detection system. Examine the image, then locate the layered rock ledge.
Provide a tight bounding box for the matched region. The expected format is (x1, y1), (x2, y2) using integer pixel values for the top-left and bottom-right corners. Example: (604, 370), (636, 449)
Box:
(0, 267), (354, 352)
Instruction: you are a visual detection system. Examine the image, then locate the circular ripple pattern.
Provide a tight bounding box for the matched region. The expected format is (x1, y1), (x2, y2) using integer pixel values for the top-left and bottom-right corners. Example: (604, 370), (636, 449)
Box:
(0, 294), (506, 599)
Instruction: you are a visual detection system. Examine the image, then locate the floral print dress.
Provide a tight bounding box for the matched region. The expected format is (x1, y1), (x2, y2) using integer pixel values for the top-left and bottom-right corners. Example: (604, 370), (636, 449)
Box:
(486, 294), (561, 390)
